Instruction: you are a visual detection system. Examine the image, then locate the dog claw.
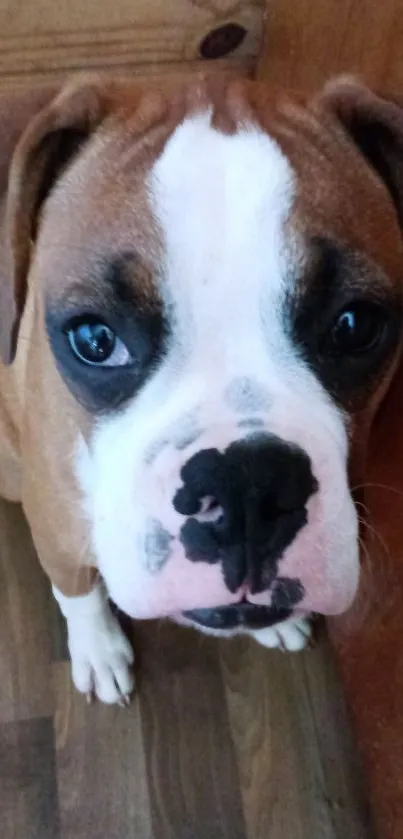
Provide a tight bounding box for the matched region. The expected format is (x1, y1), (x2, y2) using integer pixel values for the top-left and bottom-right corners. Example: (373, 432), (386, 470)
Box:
(276, 633), (287, 652)
(116, 691), (131, 708)
(86, 691), (93, 705)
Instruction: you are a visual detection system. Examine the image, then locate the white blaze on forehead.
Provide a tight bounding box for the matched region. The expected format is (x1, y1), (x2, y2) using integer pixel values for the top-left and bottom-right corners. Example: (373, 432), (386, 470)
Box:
(149, 112), (295, 362)
(77, 110), (359, 621)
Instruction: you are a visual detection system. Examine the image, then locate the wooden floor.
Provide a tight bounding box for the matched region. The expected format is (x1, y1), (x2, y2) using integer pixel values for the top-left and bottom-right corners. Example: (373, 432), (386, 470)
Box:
(0, 497), (373, 839)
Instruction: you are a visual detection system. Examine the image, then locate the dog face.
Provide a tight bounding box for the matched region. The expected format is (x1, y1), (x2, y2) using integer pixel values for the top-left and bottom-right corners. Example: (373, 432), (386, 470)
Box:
(7, 76), (403, 631)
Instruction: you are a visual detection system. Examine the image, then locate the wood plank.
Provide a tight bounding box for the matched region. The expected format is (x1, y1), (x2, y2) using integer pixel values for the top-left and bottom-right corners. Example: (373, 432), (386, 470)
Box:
(49, 591), (69, 663)
(0, 717), (59, 839)
(258, 0), (403, 92)
(0, 56), (254, 93)
(220, 628), (373, 839)
(0, 0), (264, 88)
(0, 498), (372, 837)
(54, 660), (153, 839)
(136, 621), (247, 839)
(0, 500), (53, 723)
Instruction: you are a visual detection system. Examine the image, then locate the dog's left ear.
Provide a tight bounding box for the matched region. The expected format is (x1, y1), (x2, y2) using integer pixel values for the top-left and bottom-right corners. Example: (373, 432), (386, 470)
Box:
(2, 76), (114, 365)
(319, 79), (403, 831)
(314, 76), (403, 226)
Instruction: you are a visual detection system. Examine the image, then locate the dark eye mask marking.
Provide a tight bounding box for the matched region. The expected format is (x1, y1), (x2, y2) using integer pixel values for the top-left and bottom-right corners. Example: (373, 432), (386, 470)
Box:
(145, 519), (174, 573)
(224, 377), (270, 413)
(46, 252), (168, 414)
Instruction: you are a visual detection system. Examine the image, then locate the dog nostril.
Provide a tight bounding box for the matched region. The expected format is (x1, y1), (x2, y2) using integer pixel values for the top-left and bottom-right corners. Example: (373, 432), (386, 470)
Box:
(199, 495), (218, 514)
(197, 495), (224, 523)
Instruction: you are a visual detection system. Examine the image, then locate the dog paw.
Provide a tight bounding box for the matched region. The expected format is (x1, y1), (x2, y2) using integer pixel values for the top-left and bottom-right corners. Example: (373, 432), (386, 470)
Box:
(249, 616), (312, 652)
(53, 584), (134, 705)
(70, 610), (134, 706)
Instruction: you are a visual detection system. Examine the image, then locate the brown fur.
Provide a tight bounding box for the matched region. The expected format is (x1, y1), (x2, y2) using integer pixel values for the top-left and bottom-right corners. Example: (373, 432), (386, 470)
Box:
(0, 71), (402, 590)
(1, 74), (403, 831)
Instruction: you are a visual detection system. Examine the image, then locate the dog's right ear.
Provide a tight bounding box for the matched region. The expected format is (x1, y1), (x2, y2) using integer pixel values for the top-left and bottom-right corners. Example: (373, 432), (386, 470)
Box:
(313, 76), (403, 227)
(0, 76), (113, 365)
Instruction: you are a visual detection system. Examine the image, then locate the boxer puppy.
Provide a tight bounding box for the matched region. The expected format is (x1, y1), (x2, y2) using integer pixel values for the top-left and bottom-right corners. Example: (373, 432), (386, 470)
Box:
(0, 73), (402, 704)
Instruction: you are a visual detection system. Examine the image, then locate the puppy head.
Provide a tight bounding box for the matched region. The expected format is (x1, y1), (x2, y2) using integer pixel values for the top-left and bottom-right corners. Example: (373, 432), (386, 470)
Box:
(4, 74), (403, 631)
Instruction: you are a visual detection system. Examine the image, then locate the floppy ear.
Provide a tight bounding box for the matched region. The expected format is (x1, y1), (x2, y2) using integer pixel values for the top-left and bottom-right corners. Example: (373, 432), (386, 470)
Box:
(0, 76), (112, 365)
(316, 78), (403, 835)
(314, 76), (403, 226)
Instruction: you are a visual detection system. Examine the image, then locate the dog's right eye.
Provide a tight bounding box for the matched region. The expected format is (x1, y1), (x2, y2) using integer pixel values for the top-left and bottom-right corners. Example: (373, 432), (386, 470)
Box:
(67, 320), (131, 366)
(47, 291), (168, 412)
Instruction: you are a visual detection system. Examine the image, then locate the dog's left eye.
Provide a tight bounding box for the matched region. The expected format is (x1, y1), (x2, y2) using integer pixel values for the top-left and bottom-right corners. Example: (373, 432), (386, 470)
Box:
(67, 321), (131, 366)
(327, 302), (386, 356)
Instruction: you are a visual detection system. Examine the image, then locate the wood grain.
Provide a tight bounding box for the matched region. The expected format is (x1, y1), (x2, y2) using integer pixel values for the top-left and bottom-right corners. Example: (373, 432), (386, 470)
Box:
(136, 621), (247, 839)
(258, 0), (403, 92)
(0, 717), (59, 839)
(0, 499), (372, 837)
(0, 58), (255, 92)
(54, 661), (153, 839)
(0, 0), (264, 90)
(220, 630), (373, 839)
(0, 501), (53, 723)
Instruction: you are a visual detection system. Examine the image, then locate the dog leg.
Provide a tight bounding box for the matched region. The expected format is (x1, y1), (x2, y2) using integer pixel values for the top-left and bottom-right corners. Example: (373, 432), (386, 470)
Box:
(53, 582), (134, 705)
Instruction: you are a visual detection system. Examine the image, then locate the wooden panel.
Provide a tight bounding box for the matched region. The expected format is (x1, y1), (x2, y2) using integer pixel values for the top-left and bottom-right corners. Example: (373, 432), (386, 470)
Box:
(0, 496), (372, 836)
(54, 662), (153, 839)
(0, 717), (59, 839)
(220, 630), (373, 839)
(0, 58), (255, 92)
(0, 500), (53, 723)
(136, 622), (247, 839)
(0, 0), (264, 89)
(258, 0), (403, 92)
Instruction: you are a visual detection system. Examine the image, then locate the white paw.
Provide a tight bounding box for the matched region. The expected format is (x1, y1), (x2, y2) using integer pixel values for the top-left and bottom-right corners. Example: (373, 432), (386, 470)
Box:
(53, 584), (134, 705)
(249, 616), (312, 652)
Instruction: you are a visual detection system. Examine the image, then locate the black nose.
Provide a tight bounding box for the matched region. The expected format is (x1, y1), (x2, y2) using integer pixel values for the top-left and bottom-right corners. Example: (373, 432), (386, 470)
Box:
(173, 434), (318, 594)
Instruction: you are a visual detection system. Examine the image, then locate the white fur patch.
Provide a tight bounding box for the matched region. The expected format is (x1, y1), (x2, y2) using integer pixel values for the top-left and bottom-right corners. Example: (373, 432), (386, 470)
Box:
(76, 113), (359, 624)
(53, 583), (134, 704)
(250, 616), (312, 651)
